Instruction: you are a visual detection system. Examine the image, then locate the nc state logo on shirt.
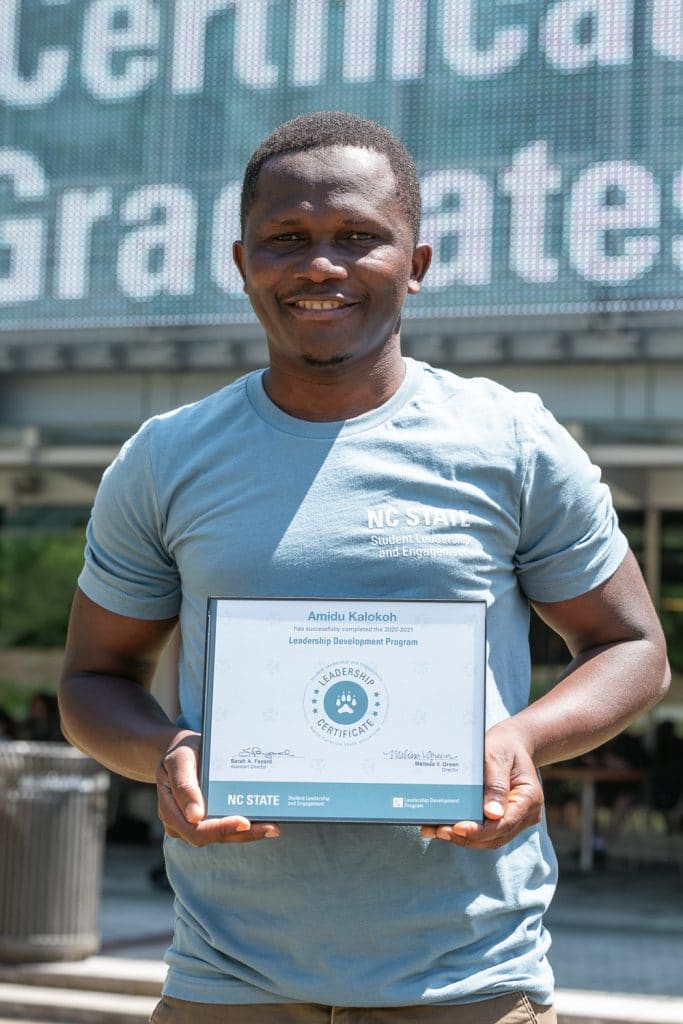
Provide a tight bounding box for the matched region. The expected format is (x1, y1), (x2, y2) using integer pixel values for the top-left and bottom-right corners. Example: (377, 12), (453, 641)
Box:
(365, 505), (471, 529)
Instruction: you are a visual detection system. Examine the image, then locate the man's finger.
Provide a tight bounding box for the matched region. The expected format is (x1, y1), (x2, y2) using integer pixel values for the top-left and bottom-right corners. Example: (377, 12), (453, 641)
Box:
(433, 815), (528, 848)
(172, 781), (205, 824)
(482, 748), (512, 821)
(168, 816), (280, 846)
(483, 798), (505, 820)
(192, 817), (280, 844)
(159, 736), (205, 824)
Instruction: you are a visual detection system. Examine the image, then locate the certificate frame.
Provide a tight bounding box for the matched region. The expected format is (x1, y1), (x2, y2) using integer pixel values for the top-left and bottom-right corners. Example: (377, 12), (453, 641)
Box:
(200, 597), (486, 824)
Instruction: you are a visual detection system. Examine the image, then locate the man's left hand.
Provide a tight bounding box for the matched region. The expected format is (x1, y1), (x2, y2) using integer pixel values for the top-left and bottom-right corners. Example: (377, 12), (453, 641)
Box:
(420, 718), (543, 849)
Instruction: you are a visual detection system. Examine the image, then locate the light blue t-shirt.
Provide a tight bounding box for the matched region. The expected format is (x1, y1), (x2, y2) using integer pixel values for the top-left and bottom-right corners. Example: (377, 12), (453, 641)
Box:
(79, 359), (627, 1007)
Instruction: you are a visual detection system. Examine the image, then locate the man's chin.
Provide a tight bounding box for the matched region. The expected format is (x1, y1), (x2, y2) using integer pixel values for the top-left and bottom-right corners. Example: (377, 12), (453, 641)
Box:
(301, 352), (352, 367)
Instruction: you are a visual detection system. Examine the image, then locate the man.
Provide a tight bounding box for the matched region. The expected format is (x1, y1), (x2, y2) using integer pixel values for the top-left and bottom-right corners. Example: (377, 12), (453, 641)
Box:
(59, 112), (669, 1024)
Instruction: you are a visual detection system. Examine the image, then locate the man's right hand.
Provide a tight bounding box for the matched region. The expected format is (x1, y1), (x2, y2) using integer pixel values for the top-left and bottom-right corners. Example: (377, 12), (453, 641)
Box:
(59, 592), (280, 845)
(157, 730), (280, 845)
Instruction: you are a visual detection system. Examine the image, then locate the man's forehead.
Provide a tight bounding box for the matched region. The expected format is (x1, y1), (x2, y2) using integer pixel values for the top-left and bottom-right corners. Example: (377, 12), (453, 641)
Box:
(257, 144), (394, 193)
(247, 145), (403, 228)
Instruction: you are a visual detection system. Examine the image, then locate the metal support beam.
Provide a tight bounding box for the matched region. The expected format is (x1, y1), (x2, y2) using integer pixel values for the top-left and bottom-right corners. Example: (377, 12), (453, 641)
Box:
(644, 506), (662, 611)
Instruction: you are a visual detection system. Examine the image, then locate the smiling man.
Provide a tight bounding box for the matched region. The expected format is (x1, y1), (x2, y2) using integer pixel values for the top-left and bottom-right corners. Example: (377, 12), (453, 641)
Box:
(233, 126), (430, 419)
(59, 112), (669, 1024)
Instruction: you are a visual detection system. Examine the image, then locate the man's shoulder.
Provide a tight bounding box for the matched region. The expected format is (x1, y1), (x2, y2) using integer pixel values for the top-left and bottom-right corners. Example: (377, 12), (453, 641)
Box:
(419, 361), (545, 423)
(146, 372), (255, 437)
(111, 372), (258, 478)
(130, 370), (259, 458)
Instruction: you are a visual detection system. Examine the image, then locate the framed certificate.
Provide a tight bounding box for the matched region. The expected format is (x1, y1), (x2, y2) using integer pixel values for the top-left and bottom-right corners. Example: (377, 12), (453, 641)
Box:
(200, 598), (486, 824)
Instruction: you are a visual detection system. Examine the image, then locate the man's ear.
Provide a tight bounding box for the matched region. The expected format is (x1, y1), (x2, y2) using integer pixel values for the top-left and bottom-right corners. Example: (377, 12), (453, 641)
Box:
(232, 241), (248, 292)
(407, 243), (432, 294)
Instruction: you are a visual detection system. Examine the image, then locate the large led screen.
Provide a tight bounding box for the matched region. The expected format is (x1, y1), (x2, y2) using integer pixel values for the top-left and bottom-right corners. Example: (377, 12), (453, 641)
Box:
(0, 0), (682, 330)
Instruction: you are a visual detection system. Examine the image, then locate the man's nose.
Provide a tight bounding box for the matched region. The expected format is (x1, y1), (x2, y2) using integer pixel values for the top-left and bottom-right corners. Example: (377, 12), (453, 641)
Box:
(295, 245), (348, 282)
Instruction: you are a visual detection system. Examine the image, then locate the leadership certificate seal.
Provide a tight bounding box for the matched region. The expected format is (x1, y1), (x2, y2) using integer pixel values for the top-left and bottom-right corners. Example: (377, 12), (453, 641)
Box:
(304, 660), (388, 746)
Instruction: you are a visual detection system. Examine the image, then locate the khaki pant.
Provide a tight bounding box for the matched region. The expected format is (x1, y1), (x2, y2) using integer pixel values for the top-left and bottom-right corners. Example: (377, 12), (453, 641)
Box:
(150, 992), (556, 1024)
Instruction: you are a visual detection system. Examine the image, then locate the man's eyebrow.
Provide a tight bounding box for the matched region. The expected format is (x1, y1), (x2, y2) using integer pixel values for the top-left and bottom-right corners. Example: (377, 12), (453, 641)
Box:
(339, 216), (378, 225)
(265, 212), (380, 227)
(259, 212), (385, 233)
(265, 217), (305, 227)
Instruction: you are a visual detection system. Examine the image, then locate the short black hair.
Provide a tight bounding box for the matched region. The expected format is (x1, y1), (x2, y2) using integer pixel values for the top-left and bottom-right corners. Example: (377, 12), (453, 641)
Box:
(240, 110), (421, 243)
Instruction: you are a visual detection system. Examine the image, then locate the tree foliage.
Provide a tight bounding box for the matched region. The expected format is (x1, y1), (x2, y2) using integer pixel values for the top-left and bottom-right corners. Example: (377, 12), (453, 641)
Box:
(0, 533), (84, 648)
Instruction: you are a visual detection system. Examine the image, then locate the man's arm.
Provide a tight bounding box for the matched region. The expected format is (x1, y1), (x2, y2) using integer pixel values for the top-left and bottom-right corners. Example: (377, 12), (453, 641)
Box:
(58, 588), (280, 845)
(421, 550), (670, 849)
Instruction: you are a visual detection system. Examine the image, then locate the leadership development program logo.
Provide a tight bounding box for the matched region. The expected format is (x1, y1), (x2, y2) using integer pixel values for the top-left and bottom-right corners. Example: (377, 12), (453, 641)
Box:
(304, 661), (388, 746)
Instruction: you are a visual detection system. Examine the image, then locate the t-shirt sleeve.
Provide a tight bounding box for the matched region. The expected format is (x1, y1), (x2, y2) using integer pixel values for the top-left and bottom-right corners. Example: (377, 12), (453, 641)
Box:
(78, 423), (181, 620)
(514, 395), (628, 603)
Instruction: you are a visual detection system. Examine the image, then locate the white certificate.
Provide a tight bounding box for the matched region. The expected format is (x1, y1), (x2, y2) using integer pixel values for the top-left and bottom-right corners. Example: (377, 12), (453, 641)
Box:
(201, 598), (486, 823)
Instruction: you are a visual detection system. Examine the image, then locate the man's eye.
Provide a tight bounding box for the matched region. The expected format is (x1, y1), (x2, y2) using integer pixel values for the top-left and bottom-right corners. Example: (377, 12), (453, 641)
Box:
(272, 233), (302, 242)
(347, 231), (374, 240)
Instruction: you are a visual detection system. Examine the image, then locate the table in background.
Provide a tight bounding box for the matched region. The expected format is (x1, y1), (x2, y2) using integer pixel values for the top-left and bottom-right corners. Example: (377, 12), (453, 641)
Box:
(542, 765), (647, 871)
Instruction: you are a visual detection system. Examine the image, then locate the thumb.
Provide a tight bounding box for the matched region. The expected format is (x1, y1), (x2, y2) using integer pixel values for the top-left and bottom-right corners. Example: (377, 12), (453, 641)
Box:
(181, 786), (205, 825)
(483, 757), (511, 821)
(163, 733), (205, 823)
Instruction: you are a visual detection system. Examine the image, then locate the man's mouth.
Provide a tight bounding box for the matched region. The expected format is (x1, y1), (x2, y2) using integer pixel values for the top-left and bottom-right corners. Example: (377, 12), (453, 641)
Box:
(285, 297), (357, 311)
(294, 299), (345, 310)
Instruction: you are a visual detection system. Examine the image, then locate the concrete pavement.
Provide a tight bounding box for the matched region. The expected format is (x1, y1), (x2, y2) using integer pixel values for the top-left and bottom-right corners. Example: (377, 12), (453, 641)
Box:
(0, 840), (681, 1023)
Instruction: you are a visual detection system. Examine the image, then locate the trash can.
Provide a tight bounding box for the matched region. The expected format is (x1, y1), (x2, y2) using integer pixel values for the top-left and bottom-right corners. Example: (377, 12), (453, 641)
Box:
(0, 741), (110, 962)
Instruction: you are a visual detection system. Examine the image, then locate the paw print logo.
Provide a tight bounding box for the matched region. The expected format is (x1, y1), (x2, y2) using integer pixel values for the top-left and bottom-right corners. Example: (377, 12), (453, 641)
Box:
(323, 680), (368, 725)
(336, 691), (357, 715)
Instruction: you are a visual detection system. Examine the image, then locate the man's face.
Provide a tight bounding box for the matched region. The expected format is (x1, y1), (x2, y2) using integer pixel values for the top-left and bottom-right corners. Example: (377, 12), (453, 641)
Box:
(233, 145), (430, 374)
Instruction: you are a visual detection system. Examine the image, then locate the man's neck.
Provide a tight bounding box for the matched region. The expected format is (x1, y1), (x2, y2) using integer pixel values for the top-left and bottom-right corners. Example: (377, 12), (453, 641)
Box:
(262, 349), (406, 422)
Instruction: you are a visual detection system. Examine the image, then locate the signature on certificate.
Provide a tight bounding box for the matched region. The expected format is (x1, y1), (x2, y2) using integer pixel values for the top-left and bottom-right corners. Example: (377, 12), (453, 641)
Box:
(382, 748), (458, 763)
(237, 746), (301, 758)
